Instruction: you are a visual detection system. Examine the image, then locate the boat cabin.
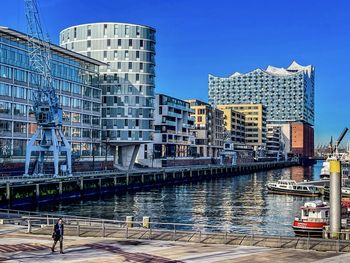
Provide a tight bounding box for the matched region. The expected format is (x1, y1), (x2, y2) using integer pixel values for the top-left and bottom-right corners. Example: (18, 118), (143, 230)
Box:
(300, 201), (329, 222)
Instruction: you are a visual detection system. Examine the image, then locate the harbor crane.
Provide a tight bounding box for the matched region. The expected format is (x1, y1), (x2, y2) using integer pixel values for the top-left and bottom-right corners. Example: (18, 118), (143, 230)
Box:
(23, 0), (72, 177)
(332, 127), (348, 157)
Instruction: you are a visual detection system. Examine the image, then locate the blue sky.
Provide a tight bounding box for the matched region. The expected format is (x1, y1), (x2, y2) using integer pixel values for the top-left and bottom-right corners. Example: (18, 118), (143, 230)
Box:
(2, 0), (350, 145)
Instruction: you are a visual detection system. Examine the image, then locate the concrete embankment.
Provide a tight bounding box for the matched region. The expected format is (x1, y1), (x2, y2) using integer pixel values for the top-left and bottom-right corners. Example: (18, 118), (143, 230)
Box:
(0, 161), (296, 207)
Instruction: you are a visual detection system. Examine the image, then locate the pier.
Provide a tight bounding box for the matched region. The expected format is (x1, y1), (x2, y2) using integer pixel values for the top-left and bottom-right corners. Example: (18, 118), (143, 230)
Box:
(0, 161), (296, 207)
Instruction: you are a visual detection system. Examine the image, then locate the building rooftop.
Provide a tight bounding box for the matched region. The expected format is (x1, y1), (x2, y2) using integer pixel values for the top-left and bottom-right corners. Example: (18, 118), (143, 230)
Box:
(0, 26), (106, 66)
(209, 61), (314, 78)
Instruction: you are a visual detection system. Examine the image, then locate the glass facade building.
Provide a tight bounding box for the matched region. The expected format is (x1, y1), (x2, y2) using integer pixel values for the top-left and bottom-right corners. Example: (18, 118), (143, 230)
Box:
(208, 61), (315, 125)
(0, 27), (103, 158)
(60, 23), (156, 168)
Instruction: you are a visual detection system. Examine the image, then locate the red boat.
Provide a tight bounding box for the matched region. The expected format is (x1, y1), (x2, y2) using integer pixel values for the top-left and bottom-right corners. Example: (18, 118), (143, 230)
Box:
(293, 200), (349, 237)
(292, 200), (329, 237)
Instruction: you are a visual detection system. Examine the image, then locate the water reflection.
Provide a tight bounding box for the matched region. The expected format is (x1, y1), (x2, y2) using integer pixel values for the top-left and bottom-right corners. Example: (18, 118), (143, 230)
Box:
(32, 161), (323, 236)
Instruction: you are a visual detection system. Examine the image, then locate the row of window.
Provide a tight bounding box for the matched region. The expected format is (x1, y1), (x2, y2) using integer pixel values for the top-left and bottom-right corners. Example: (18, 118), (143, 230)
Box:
(62, 24), (155, 42)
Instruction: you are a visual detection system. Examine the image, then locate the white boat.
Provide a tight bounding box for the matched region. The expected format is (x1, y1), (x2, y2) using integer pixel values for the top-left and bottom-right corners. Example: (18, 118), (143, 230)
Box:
(267, 179), (321, 197)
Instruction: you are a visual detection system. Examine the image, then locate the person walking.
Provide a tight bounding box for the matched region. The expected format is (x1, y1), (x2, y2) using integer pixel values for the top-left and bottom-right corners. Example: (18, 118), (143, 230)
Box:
(51, 218), (64, 254)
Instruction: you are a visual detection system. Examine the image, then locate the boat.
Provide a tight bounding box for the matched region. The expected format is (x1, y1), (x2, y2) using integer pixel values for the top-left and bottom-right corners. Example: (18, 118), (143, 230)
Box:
(267, 179), (321, 197)
(293, 200), (350, 237)
(292, 200), (329, 237)
(323, 186), (350, 198)
(320, 159), (331, 179)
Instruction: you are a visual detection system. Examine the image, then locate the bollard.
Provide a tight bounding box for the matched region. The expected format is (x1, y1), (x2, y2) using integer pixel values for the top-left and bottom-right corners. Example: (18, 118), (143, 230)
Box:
(126, 216), (134, 228)
(330, 160), (341, 239)
(143, 216), (150, 229)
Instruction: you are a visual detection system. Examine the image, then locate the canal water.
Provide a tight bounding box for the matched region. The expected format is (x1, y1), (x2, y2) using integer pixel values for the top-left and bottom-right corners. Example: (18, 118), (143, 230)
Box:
(31, 161), (323, 236)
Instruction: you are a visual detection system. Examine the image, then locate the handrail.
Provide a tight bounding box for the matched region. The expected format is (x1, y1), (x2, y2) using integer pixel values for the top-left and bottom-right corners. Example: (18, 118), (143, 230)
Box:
(0, 208), (294, 236)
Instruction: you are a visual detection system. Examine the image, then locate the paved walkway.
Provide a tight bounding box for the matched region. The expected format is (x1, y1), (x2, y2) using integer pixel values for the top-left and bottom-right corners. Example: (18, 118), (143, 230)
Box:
(0, 225), (348, 263)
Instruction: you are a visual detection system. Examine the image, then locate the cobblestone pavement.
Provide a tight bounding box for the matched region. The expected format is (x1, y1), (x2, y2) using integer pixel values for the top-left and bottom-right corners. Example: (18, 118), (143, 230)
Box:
(0, 225), (348, 263)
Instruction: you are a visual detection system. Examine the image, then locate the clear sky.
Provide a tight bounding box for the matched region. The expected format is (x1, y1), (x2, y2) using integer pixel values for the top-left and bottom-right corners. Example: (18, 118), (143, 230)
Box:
(2, 0), (350, 145)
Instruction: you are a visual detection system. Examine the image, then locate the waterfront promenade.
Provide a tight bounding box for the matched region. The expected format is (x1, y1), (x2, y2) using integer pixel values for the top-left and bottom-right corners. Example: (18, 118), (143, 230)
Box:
(0, 224), (348, 263)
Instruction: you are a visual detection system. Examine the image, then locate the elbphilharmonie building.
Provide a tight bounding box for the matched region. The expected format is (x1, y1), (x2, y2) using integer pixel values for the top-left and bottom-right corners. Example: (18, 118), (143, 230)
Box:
(209, 61), (315, 157)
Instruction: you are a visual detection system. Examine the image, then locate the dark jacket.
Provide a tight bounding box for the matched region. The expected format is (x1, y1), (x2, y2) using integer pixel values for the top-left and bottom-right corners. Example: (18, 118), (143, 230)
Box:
(53, 223), (64, 240)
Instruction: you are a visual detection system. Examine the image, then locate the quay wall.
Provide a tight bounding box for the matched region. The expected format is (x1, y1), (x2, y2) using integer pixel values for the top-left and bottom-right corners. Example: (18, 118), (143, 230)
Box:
(0, 161), (297, 207)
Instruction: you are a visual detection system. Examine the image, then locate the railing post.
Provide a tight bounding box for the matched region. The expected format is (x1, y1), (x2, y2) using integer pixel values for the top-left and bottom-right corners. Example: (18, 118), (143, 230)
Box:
(77, 221), (80, 236)
(102, 221), (106, 237)
(149, 223), (152, 239)
(126, 225), (129, 239)
(27, 219), (31, 234)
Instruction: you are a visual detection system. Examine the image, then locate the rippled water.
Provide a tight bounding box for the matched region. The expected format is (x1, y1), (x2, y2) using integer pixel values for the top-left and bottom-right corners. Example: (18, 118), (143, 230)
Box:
(31, 161), (323, 236)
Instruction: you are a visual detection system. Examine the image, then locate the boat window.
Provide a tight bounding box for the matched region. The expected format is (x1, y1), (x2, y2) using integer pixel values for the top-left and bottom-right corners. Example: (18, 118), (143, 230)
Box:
(325, 211), (329, 217)
(303, 209), (309, 216)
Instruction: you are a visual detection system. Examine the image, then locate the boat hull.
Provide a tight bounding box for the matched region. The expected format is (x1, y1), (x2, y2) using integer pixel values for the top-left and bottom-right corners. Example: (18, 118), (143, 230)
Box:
(292, 220), (326, 237)
(267, 186), (321, 197)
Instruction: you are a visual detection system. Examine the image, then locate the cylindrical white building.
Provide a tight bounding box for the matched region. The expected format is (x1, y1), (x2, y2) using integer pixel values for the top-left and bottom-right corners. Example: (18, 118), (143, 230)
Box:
(60, 22), (156, 169)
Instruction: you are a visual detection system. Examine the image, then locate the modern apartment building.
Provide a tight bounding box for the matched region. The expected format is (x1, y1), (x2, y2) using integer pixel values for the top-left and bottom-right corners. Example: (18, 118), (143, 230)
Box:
(266, 125), (282, 160)
(0, 26), (103, 159)
(187, 100), (224, 158)
(137, 94), (194, 167)
(217, 106), (245, 144)
(60, 22), (156, 169)
(209, 61), (315, 157)
(217, 104), (266, 149)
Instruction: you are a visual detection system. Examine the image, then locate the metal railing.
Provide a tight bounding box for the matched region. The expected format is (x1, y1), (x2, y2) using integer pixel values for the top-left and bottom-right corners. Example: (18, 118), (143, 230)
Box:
(1, 208), (350, 252)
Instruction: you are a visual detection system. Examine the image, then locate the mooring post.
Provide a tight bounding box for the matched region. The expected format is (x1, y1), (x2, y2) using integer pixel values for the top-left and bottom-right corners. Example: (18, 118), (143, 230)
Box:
(6, 182), (10, 202)
(330, 159), (342, 239)
(59, 181), (63, 196)
(36, 184), (40, 199)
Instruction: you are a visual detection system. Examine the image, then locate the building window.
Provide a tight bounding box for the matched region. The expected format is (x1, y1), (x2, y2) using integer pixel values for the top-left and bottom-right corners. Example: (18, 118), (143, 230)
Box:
(87, 51), (91, 57)
(129, 39), (132, 47)
(114, 24), (118, 35)
(136, 26), (140, 36)
(136, 51), (140, 59)
(74, 27), (77, 38)
(136, 74), (139, 81)
(114, 51), (118, 59)
(125, 25), (129, 35)
(104, 24), (108, 35)
(118, 39), (121, 47)
(128, 62), (132, 70)
(87, 40), (91, 48)
(140, 40), (144, 48)
(104, 51), (107, 59)
(140, 63), (143, 70)
(125, 51), (129, 59)
(107, 39), (111, 47)
(87, 25), (91, 36)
